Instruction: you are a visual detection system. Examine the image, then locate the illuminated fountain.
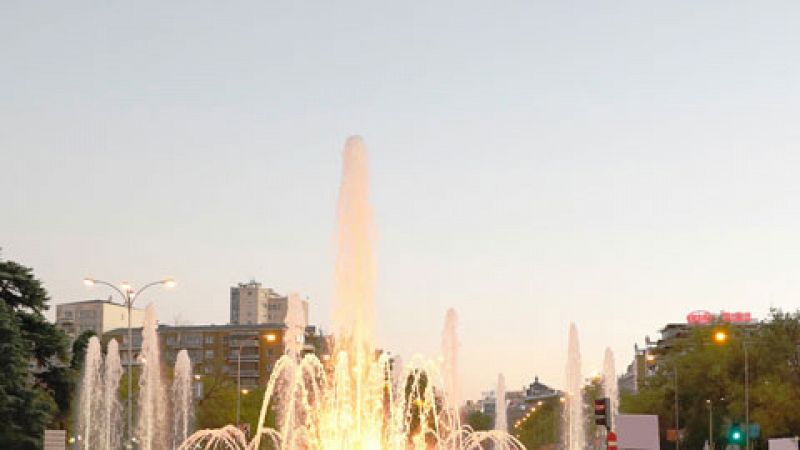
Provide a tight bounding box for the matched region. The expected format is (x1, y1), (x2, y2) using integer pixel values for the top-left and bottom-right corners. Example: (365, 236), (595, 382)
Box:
(563, 323), (585, 450)
(180, 136), (524, 449)
(495, 374), (507, 433)
(602, 348), (618, 426)
(441, 308), (460, 429)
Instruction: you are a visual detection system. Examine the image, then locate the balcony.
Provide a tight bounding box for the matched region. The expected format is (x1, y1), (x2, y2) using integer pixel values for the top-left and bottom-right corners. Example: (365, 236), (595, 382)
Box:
(229, 339), (258, 348)
(228, 352), (259, 361)
(235, 370), (259, 378)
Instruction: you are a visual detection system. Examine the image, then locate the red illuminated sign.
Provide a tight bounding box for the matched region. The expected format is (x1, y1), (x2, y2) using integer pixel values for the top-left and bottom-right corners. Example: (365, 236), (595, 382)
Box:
(687, 310), (751, 325)
(687, 310), (713, 325)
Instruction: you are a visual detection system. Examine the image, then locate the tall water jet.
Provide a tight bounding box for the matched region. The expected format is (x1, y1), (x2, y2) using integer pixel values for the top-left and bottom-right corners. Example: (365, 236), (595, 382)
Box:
(103, 339), (123, 450)
(333, 135), (376, 349)
(78, 336), (104, 449)
(602, 347), (619, 427)
(564, 323), (585, 450)
(284, 293), (308, 359)
(172, 350), (194, 447)
(330, 135), (378, 446)
(181, 136), (527, 450)
(441, 309), (460, 428)
(137, 303), (166, 450)
(495, 373), (507, 432)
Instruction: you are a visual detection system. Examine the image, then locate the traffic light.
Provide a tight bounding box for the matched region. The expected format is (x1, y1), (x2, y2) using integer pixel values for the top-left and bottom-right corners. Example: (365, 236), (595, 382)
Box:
(594, 397), (611, 430)
(727, 423), (745, 445)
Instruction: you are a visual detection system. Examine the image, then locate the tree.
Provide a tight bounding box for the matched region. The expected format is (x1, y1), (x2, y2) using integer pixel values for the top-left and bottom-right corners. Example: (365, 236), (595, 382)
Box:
(0, 258), (71, 449)
(621, 310), (800, 450)
(512, 398), (561, 450)
(466, 410), (493, 431)
(194, 361), (275, 435)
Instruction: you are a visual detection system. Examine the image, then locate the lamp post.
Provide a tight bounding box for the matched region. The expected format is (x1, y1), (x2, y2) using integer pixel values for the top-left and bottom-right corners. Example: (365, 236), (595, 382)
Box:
(706, 399), (713, 450)
(83, 277), (175, 446)
(744, 342), (750, 450)
(674, 368), (679, 450)
(236, 336), (258, 428)
(712, 329), (751, 450)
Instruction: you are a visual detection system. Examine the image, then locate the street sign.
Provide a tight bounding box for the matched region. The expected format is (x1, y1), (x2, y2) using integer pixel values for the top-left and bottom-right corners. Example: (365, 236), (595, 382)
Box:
(44, 430), (66, 450)
(617, 414), (659, 450)
(607, 431), (618, 450)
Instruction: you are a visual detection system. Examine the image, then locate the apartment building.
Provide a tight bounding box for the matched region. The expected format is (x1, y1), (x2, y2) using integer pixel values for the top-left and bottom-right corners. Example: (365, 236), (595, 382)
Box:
(55, 299), (145, 340)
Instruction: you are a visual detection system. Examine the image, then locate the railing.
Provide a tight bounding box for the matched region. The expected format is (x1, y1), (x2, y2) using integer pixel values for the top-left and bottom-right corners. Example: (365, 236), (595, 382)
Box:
(229, 352), (260, 361)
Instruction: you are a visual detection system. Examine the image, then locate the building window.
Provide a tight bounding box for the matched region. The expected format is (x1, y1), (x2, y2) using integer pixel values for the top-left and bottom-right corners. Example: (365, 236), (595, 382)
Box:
(78, 310), (96, 319)
(182, 334), (202, 346)
(205, 335), (215, 344)
(205, 350), (214, 359)
(62, 311), (74, 319)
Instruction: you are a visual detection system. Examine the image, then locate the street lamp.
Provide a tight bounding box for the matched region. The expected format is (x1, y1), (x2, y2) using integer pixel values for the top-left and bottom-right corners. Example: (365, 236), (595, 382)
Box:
(236, 336), (259, 427)
(83, 276), (175, 444)
(712, 329), (751, 450)
(706, 399), (713, 450)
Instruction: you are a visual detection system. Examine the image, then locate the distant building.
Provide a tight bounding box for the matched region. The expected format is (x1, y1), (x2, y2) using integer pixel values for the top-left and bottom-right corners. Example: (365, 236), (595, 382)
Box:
(476, 377), (562, 430)
(623, 310), (758, 391)
(524, 376), (561, 402)
(104, 323), (292, 388)
(55, 299), (145, 340)
(229, 280), (309, 326)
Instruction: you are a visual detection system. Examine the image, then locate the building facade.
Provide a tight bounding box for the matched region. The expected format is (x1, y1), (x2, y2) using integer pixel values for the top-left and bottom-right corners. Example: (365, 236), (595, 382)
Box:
(103, 323), (290, 388)
(621, 309), (757, 393)
(229, 280), (309, 326)
(55, 299), (145, 340)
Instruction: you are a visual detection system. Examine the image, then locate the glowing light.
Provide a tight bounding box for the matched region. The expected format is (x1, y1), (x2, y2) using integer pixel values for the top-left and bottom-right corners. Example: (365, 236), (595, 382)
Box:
(163, 278), (176, 289)
(83, 278), (95, 287)
(713, 330), (729, 344)
(179, 137), (526, 450)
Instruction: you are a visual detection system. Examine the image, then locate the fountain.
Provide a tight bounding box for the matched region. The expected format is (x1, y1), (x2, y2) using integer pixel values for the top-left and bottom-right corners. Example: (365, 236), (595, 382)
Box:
(75, 305), (195, 449)
(563, 323), (585, 450)
(180, 136), (524, 449)
(138, 303), (167, 450)
(284, 294), (307, 359)
(602, 348), (618, 427)
(103, 339), (123, 450)
(495, 374), (507, 433)
(76, 337), (124, 449)
(77, 337), (104, 449)
(441, 308), (460, 429)
(172, 349), (194, 447)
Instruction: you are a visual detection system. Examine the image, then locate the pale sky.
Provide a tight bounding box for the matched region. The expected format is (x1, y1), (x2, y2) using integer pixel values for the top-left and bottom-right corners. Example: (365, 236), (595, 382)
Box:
(2, 1), (800, 400)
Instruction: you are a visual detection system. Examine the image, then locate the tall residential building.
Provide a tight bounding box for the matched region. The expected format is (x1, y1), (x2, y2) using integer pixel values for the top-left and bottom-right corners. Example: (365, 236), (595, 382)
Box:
(229, 280), (309, 326)
(102, 323), (330, 389)
(55, 299), (145, 340)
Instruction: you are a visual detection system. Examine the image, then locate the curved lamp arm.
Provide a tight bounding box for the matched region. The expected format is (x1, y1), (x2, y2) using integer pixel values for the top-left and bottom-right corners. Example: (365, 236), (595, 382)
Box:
(84, 277), (175, 307)
(84, 278), (130, 305)
(130, 279), (174, 306)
